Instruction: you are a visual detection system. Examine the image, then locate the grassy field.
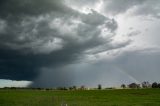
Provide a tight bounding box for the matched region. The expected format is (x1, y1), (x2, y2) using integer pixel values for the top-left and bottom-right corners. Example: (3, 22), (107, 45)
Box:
(0, 89), (160, 106)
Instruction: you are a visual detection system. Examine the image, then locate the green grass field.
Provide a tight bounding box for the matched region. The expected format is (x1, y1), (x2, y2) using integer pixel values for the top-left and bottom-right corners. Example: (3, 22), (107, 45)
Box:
(0, 89), (160, 106)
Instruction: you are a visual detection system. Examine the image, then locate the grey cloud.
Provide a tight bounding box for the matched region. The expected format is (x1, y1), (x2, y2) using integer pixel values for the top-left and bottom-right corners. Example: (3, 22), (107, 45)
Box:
(31, 48), (160, 87)
(115, 50), (160, 82)
(103, 0), (146, 15)
(31, 62), (130, 88)
(131, 1), (160, 18)
(81, 10), (107, 26)
(64, 0), (98, 8)
(127, 30), (141, 37)
(105, 19), (118, 32)
(0, 0), (129, 84)
(84, 39), (131, 55)
(30, 67), (75, 88)
(103, 0), (160, 18)
(1, 0), (159, 88)
(0, 0), (66, 17)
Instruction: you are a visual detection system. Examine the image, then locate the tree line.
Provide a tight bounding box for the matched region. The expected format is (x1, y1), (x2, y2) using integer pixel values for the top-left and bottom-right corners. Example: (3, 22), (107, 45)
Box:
(1, 81), (160, 90)
(121, 81), (160, 89)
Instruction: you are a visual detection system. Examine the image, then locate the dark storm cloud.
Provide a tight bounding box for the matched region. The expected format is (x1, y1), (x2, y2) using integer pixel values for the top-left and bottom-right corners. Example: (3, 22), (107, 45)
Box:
(0, 0), (66, 17)
(0, 0), (129, 82)
(0, 47), (82, 80)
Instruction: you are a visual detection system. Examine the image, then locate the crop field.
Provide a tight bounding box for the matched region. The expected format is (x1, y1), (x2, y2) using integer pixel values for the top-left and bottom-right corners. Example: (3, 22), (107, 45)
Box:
(0, 89), (160, 106)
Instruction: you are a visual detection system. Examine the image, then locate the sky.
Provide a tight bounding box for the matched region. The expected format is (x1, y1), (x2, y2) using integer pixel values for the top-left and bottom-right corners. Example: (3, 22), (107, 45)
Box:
(0, 0), (160, 88)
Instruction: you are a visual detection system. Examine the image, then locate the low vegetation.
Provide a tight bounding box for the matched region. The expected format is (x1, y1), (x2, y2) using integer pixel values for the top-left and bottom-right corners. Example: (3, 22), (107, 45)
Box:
(0, 89), (160, 106)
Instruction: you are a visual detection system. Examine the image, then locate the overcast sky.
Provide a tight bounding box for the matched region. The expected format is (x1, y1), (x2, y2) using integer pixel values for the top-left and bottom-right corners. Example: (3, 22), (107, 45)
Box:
(0, 0), (160, 88)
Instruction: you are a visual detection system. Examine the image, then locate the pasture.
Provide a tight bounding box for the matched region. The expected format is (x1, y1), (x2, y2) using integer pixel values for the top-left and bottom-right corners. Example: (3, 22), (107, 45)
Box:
(0, 89), (160, 106)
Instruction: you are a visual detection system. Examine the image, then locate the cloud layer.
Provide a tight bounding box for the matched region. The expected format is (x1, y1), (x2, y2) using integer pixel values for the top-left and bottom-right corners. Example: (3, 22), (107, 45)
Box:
(0, 0), (127, 81)
(0, 0), (160, 87)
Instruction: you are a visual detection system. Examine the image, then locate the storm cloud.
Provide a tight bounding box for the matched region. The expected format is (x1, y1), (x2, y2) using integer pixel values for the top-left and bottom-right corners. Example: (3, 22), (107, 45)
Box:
(0, 0), (160, 87)
(0, 0), (125, 82)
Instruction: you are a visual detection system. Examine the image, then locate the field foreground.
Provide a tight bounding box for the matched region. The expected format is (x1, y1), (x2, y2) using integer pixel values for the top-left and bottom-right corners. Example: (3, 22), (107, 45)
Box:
(0, 89), (160, 106)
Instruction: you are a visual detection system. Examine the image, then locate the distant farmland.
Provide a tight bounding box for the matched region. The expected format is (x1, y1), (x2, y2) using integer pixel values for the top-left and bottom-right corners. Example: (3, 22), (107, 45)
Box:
(0, 89), (160, 106)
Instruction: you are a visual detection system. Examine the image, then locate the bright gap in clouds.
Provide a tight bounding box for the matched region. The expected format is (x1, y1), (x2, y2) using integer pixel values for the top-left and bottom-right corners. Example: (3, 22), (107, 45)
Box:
(0, 79), (32, 88)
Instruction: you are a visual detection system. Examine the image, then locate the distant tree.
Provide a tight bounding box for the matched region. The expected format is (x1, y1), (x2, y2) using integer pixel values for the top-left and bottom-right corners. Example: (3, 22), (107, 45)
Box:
(57, 87), (68, 90)
(142, 81), (151, 88)
(69, 86), (77, 90)
(157, 83), (160, 88)
(73, 86), (77, 90)
(80, 85), (85, 90)
(69, 87), (73, 90)
(98, 84), (102, 90)
(121, 84), (126, 89)
(152, 82), (158, 88)
(128, 83), (140, 89)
